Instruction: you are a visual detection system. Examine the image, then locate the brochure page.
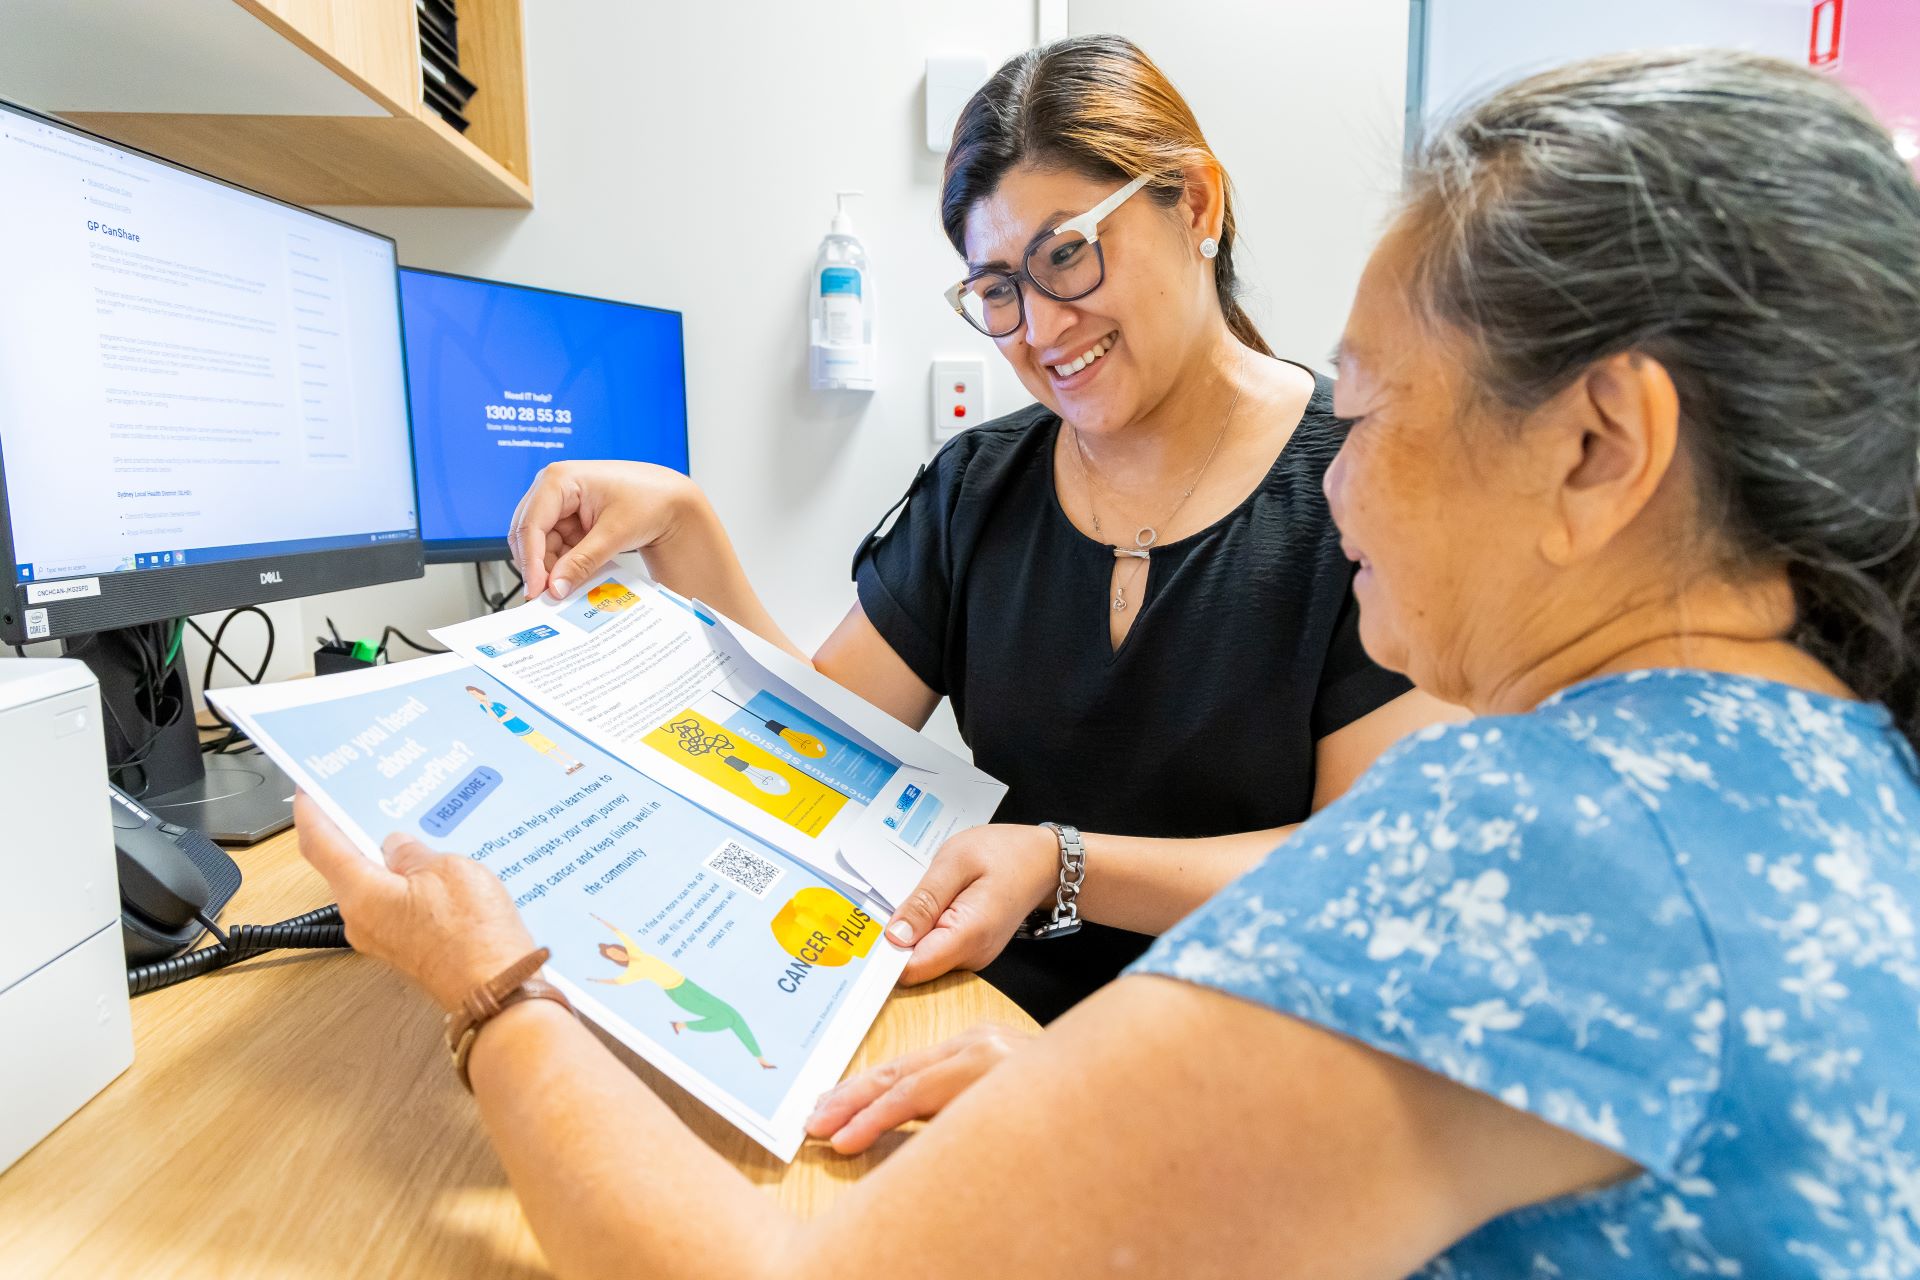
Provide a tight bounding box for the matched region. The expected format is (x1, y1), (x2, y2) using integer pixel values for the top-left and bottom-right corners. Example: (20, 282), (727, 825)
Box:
(212, 651), (966, 1158)
(432, 560), (1006, 907)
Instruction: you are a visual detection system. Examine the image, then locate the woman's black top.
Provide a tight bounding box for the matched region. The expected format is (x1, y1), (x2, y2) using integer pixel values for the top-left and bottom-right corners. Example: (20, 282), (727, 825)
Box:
(853, 372), (1411, 1022)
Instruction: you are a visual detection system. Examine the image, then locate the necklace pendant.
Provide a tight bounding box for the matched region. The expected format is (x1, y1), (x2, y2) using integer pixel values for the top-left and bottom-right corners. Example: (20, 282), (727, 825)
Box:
(1112, 593), (1127, 613)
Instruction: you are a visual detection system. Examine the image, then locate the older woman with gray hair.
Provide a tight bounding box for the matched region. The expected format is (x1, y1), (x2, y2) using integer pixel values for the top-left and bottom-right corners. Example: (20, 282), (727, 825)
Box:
(293, 49), (1920, 1276)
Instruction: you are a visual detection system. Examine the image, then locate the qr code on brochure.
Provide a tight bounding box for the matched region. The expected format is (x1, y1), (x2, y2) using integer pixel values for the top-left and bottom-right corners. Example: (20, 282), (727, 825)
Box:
(704, 840), (785, 899)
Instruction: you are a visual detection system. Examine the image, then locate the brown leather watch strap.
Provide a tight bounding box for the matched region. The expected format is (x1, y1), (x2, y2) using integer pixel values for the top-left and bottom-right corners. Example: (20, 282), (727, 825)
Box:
(444, 948), (575, 1091)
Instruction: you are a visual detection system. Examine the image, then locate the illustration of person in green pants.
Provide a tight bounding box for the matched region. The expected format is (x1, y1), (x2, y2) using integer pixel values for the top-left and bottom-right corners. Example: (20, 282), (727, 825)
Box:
(465, 684), (585, 775)
(588, 914), (776, 1070)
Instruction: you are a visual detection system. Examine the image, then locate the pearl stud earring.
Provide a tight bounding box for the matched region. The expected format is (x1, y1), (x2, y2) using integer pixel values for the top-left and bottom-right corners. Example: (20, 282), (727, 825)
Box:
(1200, 237), (1219, 259)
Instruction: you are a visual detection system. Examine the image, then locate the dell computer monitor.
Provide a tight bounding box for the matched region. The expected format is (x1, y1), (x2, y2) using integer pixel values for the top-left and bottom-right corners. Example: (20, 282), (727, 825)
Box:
(398, 267), (689, 563)
(0, 99), (422, 838)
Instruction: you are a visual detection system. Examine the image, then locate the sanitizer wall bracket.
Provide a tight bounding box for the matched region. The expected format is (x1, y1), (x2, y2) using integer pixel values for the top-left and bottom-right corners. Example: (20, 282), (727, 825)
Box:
(809, 191), (876, 392)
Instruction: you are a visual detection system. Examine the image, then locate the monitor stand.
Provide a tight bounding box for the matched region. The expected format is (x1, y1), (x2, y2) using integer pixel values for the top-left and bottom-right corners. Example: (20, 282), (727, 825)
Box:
(64, 622), (295, 846)
(142, 750), (297, 846)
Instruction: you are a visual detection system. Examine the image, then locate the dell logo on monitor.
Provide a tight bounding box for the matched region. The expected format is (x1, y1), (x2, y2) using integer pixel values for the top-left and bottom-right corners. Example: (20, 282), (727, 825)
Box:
(260, 570), (283, 585)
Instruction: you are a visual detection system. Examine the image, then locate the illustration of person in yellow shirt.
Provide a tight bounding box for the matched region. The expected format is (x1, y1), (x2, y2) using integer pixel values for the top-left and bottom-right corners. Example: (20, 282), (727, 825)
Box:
(589, 914), (775, 1070)
(465, 684), (585, 775)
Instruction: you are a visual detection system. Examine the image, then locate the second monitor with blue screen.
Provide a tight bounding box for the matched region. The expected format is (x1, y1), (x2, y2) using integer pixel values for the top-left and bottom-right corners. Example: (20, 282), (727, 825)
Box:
(398, 267), (689, 563)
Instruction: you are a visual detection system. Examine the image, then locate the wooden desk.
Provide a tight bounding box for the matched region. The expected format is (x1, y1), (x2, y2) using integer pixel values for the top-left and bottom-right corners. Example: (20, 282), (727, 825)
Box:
(0, 829), (1036, 1278)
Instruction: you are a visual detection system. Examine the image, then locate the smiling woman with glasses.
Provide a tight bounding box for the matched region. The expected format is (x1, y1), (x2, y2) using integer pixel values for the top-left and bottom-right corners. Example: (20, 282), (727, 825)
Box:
(500, 35), (1456, 1027)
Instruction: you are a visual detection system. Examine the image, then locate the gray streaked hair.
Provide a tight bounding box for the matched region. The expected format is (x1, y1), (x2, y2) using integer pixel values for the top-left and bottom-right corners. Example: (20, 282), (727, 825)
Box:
(1403, 49), (1920, 751)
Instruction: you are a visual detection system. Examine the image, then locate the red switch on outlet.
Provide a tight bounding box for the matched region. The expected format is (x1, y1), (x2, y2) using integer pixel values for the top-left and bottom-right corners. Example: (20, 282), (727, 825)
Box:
(933, 357), (986, 442)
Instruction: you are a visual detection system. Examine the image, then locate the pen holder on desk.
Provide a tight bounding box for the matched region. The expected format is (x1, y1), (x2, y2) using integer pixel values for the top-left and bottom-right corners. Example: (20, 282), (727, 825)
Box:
(314, 640), (379, 676)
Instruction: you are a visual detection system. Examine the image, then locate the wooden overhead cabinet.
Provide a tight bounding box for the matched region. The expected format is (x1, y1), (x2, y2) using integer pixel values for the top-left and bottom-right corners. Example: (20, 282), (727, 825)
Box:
(2, 0), (531, 208)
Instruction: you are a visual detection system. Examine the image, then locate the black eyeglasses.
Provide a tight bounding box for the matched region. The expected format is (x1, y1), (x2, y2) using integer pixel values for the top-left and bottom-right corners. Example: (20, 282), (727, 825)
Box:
(942, 174), (1151, 338)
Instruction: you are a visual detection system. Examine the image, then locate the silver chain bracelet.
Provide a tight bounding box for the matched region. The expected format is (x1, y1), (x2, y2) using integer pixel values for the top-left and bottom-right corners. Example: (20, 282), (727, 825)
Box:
(1015, 821), (1085, 940)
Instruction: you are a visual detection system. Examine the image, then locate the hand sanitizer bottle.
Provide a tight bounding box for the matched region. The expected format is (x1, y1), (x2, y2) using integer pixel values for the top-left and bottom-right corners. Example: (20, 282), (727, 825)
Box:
(809, 191), (876, 391)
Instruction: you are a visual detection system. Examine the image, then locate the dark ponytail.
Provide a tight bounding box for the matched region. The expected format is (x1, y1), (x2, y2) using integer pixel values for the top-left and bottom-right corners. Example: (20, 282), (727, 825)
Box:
(1401, 50), (1920, 749)
(940, 34), (1271, 357)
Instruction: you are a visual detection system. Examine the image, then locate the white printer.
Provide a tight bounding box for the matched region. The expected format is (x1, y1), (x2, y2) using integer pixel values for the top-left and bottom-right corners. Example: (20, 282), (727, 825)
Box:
(0, 659), (134, 1172)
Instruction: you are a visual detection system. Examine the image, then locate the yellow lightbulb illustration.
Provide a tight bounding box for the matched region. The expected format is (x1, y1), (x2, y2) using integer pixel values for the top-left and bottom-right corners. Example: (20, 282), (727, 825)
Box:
(722, 754), (791, 795)
(771, 722), (827, 758)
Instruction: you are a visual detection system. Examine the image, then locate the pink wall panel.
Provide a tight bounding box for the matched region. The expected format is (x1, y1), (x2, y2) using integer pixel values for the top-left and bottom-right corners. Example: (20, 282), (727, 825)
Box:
(1823, 0), (1920, 174)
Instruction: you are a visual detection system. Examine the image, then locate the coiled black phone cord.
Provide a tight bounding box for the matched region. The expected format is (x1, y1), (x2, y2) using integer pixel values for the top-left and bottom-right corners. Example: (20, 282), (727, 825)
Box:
(127, 904), (349, 997)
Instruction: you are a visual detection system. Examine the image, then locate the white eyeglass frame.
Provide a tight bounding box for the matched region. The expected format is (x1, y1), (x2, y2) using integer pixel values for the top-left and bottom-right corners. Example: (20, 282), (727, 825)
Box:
(942, 172), (1154, 323)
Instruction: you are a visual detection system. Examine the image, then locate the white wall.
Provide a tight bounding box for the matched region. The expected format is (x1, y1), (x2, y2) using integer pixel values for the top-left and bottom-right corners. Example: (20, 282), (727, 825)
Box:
(321, 0), (1039, 656)
(1417, 0), (1807, 128)
(1069, 0), (1412, 370)
(318, 0), (1412, 659)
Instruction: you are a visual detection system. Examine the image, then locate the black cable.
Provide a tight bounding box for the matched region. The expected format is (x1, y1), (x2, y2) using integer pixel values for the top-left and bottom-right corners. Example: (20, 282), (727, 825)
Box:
(132, 622), (185, 757)
(148, 624), (187, 743)
(202, 726), (254, 755)
(67, 625), (178, 798)
(193, 606), (275, 689)
(191, 607), (274, 746)
(378, 625), (447, 660)
(96, 681), (156, 787)
(127, 903), (349, 997)
(193, 606), (272, 695)
(193, 910), (230, 948)
(475, 560), (500, 610)
(474, 561), (526, 614)
(498, 563), (525, 613)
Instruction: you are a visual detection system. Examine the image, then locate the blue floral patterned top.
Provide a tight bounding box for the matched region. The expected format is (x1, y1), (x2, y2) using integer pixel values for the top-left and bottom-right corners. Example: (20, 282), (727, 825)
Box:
(1131, 669), (1920, 1277)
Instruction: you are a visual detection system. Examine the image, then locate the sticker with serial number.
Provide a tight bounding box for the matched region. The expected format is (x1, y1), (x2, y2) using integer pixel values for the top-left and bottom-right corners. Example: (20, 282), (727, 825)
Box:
(26, 576), (99, 603)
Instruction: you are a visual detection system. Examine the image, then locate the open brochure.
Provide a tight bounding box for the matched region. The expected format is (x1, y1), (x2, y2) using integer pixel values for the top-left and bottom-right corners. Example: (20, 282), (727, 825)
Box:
(210, 558), (1006, 1159)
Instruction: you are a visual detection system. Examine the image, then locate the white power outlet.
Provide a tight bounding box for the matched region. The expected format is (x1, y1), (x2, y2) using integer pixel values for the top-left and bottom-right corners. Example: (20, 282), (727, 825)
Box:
(931, 357), (986, 444)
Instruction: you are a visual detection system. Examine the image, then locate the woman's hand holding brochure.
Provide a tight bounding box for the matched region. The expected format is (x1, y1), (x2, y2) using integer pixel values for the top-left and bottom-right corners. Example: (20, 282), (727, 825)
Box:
(293, 792), (536, 1013)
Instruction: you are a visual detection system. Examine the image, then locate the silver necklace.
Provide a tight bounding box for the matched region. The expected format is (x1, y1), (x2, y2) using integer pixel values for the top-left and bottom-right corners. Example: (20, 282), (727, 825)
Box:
(1073, 385), (1241, 614)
